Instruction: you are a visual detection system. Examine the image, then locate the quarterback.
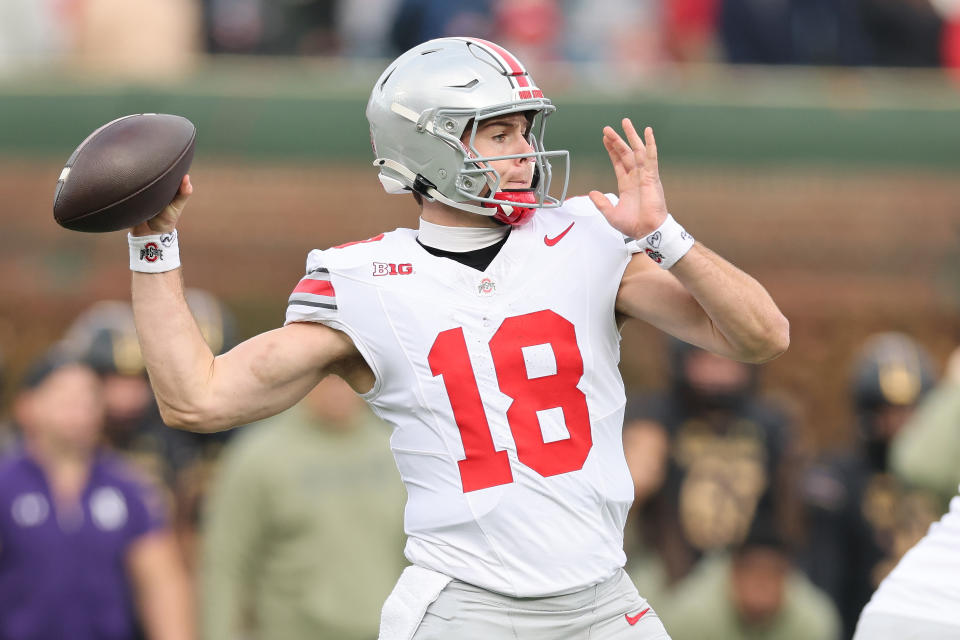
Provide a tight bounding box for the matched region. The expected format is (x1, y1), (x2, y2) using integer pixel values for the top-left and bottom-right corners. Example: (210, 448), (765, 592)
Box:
(127, 38), (788, 639)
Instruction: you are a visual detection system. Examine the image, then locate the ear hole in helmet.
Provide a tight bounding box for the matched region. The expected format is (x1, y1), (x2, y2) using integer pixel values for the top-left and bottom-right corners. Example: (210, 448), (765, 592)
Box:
(412, 173), (437, 198)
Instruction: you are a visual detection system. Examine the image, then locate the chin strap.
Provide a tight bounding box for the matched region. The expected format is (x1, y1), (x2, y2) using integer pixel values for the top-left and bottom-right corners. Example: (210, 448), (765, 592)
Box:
(484, 189), (536, 226)
(374, 158), (492, 216)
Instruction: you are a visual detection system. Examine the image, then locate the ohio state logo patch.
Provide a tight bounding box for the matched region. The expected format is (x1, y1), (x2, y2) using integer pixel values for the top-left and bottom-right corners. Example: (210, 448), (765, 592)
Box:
(140, 243), (162, 262)
(477, 277), (496, 296)
(645, 247), (664, 264)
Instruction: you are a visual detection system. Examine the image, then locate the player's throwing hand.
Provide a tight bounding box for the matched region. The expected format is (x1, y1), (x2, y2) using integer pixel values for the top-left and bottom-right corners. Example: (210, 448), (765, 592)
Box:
(589, 118), (668, 240)
(131, 175), (192, 237)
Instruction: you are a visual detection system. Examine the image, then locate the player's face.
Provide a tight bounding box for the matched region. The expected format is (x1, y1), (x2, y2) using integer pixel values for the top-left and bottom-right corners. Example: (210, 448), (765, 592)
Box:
(730, 548), (788, 627)
(21, 364), (106, 451)
(465, 113), (536, 189)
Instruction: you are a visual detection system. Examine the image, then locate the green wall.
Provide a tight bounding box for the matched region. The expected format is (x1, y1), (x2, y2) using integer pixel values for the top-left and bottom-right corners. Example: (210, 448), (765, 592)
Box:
(2, 60), (958, 167)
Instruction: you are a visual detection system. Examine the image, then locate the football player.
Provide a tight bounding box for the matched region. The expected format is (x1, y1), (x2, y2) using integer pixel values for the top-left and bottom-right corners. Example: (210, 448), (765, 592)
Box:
(853, 342), (960, 639)
(125, 38), (789, 639)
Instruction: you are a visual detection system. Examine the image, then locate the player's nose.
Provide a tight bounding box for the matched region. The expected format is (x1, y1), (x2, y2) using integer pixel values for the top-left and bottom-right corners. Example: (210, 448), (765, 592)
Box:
(513, 136), (535, 161)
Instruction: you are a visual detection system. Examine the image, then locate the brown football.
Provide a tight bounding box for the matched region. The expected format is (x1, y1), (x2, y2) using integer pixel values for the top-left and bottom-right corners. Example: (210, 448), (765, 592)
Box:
(53, 114), (196, 233)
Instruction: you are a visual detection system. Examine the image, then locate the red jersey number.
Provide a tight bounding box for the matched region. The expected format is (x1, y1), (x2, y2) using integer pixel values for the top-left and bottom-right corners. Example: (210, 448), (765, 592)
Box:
(428, 310), (592, 493)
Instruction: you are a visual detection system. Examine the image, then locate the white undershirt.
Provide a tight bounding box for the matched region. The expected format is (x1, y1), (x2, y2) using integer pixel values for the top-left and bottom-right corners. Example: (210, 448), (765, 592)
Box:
(417, 217), (509, 253)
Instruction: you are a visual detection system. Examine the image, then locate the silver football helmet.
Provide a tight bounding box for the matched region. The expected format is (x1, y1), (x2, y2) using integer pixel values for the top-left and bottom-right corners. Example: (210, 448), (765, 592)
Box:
(366, 37), (569, 224)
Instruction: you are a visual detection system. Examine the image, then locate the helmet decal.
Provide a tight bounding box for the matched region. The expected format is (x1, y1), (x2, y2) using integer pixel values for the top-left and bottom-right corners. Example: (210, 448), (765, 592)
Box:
(461, 38), (545, 100)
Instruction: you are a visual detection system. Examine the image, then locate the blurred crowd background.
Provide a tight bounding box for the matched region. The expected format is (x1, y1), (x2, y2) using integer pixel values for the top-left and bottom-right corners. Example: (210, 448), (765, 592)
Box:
(3, 0), (960, 71)
(1, 1), (960, 639)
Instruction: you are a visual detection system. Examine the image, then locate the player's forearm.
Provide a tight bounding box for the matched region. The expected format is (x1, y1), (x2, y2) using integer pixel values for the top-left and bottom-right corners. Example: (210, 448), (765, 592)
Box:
(670, 243), (789, 363)
(131, 269), (218, 430)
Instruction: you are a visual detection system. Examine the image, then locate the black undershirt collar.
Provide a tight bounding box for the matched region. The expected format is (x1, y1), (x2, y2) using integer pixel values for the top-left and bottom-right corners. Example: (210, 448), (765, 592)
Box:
(416, 232), (510, 272)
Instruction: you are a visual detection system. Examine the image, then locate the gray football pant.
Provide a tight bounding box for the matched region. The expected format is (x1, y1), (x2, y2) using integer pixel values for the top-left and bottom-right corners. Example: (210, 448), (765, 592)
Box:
(412, 569), (672, 639)
(854, 611), (960, 640)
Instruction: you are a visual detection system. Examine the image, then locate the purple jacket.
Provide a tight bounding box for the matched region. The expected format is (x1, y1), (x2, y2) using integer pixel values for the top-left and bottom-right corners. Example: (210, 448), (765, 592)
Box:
(0, 449), (166, 640)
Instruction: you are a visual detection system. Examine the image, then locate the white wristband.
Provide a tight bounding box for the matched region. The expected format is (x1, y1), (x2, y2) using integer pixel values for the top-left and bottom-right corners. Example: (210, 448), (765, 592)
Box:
(128, 230), (181, 273)
(629, 214), (694, 269)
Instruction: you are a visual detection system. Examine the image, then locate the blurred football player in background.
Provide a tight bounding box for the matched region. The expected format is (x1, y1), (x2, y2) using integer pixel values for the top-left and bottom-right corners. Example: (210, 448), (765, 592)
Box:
(65, 291), (238, 479)
(126, 37), (788, 638)
(853, 342), (960, 639)
(201, 374), (406, 640)
(798, 332), (941, 639)
(624, 339), (798, 598)
(0, 349), (193, 640)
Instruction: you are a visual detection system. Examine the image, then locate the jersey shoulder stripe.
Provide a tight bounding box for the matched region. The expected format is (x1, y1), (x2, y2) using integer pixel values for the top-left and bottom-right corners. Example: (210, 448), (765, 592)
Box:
(286, 254), (338, 324)
(283, 229), (404, 326)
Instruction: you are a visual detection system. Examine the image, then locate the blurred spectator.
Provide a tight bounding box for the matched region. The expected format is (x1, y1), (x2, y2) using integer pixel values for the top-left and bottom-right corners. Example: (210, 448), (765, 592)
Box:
(562, 0), (664, 77)
(494, 0), (563, 64)
(0, 350), (193, 640)
(389, 0), (495, 56)
(71, 0), (200, 78)
(0, 0), (68, 74)
(64, 294), (238, 481)
(65, 301), (172, 484)
(200, 375), (406, 640)
(202, 0), (340, 55)
(663, 0), (720, 62)
(859, 0), (943, 66)
(936, 0), (960, 69)
(200, 0), (263, 53)
(64, 294), (240, 582)
(661, 519), (841, 640)
(336, 0), (403, 58)
(719, 0), (871, 65)
(624, 341), (797, 590)
(718, 0), (947, 66)
(797, 332), (941, 640)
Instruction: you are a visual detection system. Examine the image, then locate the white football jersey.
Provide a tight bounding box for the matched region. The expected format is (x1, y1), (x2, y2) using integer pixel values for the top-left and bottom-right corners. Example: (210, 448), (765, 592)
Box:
(285, 196), (642, 597)
(860, 486), (960, 626)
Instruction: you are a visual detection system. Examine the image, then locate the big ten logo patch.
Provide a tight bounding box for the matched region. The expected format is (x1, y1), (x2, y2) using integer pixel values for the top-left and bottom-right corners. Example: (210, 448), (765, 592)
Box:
(372, 262), (414, 276)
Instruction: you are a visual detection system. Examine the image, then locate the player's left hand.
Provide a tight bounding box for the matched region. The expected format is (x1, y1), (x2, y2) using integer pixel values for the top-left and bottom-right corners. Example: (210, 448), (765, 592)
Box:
(589, 119), (668, 239)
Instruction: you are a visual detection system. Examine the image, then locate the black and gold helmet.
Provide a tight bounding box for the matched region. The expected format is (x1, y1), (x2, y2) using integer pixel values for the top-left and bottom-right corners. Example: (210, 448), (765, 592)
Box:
(64, 292), (236, 376)
(852, 332), (935, 412)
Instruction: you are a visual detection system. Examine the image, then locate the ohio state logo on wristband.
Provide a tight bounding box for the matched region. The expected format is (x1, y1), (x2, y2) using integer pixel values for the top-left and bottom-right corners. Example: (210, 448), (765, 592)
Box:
(129, 230), (181, 273)
(140, 243), (162, 262)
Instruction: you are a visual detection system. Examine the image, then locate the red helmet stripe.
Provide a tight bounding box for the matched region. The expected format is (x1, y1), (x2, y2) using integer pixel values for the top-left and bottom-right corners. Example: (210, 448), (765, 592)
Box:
(463, 38), (525, 75)
(461, 38), (537, 92)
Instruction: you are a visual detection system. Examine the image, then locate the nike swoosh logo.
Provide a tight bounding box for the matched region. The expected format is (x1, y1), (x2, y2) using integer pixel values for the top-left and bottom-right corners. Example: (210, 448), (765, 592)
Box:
(544, 222), (575, 246)
(625, 608), (650, 626)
